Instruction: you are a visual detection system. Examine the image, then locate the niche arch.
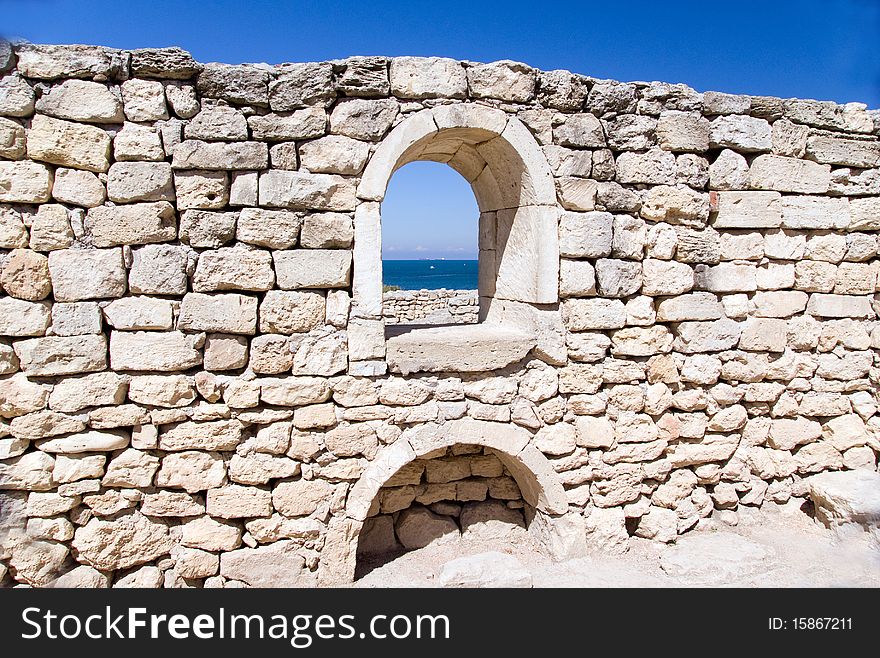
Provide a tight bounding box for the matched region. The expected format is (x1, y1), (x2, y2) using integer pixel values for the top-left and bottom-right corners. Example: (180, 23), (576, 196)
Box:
(319, 418), (574, 584)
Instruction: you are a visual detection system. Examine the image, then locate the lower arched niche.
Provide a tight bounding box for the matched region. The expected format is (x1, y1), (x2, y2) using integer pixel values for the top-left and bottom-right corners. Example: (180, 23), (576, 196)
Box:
(318, 419), (586, 585)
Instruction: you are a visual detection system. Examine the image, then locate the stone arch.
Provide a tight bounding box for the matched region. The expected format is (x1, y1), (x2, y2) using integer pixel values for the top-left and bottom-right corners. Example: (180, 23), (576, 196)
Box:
(352, 104), (559, 322)
(319, 419), (575, 584)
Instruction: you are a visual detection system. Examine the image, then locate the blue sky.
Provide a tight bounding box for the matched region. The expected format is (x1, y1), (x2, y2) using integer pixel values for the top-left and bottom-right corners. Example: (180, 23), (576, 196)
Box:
(4, 0), (879, 258)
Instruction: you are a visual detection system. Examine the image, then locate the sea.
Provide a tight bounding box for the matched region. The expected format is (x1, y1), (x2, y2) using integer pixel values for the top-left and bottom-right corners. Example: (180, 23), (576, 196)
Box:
(383, 260), (478, 290)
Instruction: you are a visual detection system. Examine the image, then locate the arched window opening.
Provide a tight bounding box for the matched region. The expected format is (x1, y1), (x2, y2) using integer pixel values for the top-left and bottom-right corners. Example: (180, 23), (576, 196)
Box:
(381, 161), (479, 327)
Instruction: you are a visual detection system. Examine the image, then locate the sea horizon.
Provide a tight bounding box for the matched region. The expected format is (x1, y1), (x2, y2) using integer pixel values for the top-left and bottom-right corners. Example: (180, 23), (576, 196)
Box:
(382, 259), (478, 291)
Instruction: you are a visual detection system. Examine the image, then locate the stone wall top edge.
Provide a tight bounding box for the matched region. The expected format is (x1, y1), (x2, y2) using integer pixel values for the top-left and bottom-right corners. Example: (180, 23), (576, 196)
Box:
(5, 40), (878, 112)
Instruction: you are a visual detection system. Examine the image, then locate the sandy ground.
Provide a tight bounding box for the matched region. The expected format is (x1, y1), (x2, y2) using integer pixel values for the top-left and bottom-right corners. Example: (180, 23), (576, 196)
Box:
(353, 502), (880, 588)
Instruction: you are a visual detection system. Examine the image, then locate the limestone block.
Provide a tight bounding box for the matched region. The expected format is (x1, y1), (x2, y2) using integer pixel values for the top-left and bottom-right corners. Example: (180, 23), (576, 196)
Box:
(562, 298), (626, 330)
(559, 258), (596, 297)
(709, 115), (771, 151)
(48, 247), (126, 301)
(768, 418), (822, 451)
(0, 451), (54, 491)
(120, 79), (168, 121)
(50, 302), (102, 336)
(248, 107), (327, 141)
(15, 44), (128, 81)
(806, 293), (873, 318)
(750, 291), (808, 318)
(113, 123), (164, 162)
(197, 63), (269, 106)
(206, 484), (272, 519)
(834, 262), (876, 294)
(1, 249), (51, 301)
(330, 98), (399, 141)
(85, 201), (176, 247)
(595, 258), (642, 297)
(711, 191), (782, 229)
(0, 161), (53, 203)
(553, 113), (605, 148)
(749, 154), (831, 194)
(131, 47), (202, 80)
(178, 292), (257, 334)
(771, 118), (809, 158)
(808, 469), (880, 528)
(172, 140), (268, 170)
(35, 79), (123, 123)
(604, 115), (656, 150)
(269, 62), (334, 110)
(558, 211), (613, 258)
(698, 262), (757, 293)
(48, 372), (126, 413)
(259, 377), (330, 407)
(616, 148), (676, 185)
(467, 60), (535, 102)
(299, 135), (370, 175)
(14, 335), (107, 376)
(611, 326), (673, 356)
(37, 429), (128, 454)
(109, 331), (203, 371)
(72, 511), (172, 571)
(0, 73), (36, 117)
(184, 104), (248, 141)
(390, 57), (467, 99)
(334, 55), (390, 97)
(805, 136), (880, 168)
(656, 111), (710, 152)
(0, 116), (25, 159)
(156, 451), (226, 493)
(103, 296), (173, 330)
(106, 162), (175, 203)
(640, 185), (709, 226)
(129, 244), (190, 295)
(0, 205), (28, 248)
(203, 334), (248, 371)
(259, 290), (324, 334)
(739, 318), (787, 352)
(611, 214), (646, 260)
(794, 260), (836, 292)
(781, 196), (849, 230)
(641, 259), (694, 296)
(27, 114), (110, 172)
(29, 204), (74, 250)
(192, 246), (275, 292)
(259, 170), (356, 211)
(655, 292), (722, 322)
(673, 319), (742, 353)
(159, 419), (243, 452)
(300, 212), (354, 249)
(235, 208), (301, 249)
(708, 149), (749, 190)
(249, 335), (293, 374)
(229, 171), (258, 206)
(347, 318), (385, 361)
(849, 197), (880, 231)
(164, 84), (200, 119)
(127, 375), (195, 408)
(179, 209), (236, 246)
(542, 145), (592, 178)
(273, 249), (351, 289)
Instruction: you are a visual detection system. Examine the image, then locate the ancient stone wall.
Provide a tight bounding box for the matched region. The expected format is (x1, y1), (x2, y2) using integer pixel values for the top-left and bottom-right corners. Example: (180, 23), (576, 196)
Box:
(383, 289), (478, 324)
(0, 42), (879, 588)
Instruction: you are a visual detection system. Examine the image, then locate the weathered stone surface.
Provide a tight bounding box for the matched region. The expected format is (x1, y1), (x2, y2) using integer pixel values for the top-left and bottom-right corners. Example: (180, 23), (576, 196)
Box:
(2, 250), (51, 301)
(73, 511), (171, 570)
(0, 116), (26, 159)
(156, 451), (226, 492)
(641, 185), (709, 226)
(109, 331), (203, 371)
(236, 208), (301, 249)
(808, 469), (880, 528)
(709, 115), (771, 152)
(563, 298), (626, 330)
(172, 140), (268, 170)
(192, 246), (275, 292)
(390, 57), (467, 99)
(178, 292), (257, 334)
(36, 79), (123, 123)
(27, 114), (111, 172)
(270, 62), (334, 110)
(85, 201), (176, 247)
(0, 161), (53, 203)
(330, 99), (398, 141)
(197, 63), (268, 105)
(220, 540), (314, 587)
(14, 335), (107, 376)
(0, 451), (55, 491)
(28, 204), (74, 250)
(128, 244), (190, 295)
(673, 319), (742, 353)
(259, 170), (356, 211)
(128, 374), (195, 408)
(0, 74), (36, 117)
(749, 154), (831, 194)
(273, 249), (351, 289)
(185, 104), (248, 141)
(48, 248), (126, 301)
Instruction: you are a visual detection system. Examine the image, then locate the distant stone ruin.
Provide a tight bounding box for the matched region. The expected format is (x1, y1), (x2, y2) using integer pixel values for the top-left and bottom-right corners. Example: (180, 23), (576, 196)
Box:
(0, 42), (878, 588)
